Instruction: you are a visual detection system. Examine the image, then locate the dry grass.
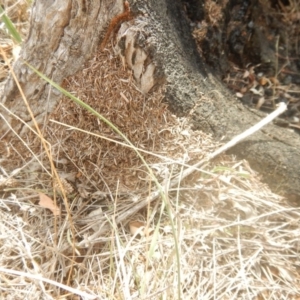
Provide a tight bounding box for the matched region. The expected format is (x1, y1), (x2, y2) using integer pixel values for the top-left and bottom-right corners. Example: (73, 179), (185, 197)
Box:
(1, 1), (300, 299)
(0, 0), (28, 82)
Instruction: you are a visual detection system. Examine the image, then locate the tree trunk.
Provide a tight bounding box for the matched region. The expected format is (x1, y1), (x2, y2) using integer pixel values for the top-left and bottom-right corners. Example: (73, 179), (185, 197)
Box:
(1, 0), (300, 201)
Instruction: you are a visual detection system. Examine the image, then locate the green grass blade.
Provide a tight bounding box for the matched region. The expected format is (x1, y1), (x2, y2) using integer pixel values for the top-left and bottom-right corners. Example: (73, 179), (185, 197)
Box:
(0, 5), (22, 43)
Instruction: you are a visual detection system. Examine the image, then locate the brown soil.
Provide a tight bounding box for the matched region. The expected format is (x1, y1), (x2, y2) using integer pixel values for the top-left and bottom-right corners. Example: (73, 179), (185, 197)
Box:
(184, 0), (300, 132)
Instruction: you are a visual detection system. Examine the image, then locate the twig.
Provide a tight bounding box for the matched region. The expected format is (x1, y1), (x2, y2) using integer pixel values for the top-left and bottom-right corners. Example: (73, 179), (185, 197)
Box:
(176, 101), (287, 184)
(0, 267), (96, 299)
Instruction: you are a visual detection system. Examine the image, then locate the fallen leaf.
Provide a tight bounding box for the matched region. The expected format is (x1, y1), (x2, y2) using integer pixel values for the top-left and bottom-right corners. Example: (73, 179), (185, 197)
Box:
(259, 76), (268, 86)
(250, 86), (264, 96)
(39, 193), (60, 215)
(256, 96), (265, 109)
(243, 70), (250, 78)
(87, 207), (104, 232)
(129, 221), (153, 237)
(270, 77), (279, 85)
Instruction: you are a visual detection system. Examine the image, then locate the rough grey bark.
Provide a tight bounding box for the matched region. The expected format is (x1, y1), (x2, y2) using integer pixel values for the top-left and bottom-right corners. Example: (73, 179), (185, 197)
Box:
(1, 0), (300, 201)
(1, 0), (123, 131)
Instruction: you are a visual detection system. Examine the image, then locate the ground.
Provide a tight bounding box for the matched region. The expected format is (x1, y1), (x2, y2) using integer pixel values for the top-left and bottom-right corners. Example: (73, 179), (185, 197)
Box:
(0, 0), (300, 299)
(185, 0), (300, 132)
